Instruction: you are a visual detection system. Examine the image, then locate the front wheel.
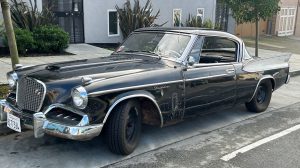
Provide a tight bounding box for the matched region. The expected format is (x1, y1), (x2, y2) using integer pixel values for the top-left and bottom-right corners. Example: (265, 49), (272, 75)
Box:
(106, 100), (142, 155)
(245, 80), (273, 113)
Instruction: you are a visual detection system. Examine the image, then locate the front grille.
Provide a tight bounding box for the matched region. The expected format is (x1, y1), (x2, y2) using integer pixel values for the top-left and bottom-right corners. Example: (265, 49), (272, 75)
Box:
(17, 77), (46, 112)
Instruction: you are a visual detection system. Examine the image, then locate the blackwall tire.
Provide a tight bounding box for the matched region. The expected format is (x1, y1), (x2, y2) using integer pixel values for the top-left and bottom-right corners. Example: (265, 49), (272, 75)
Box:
(106, 100), (142, 155)
(246, 80), (273, 113)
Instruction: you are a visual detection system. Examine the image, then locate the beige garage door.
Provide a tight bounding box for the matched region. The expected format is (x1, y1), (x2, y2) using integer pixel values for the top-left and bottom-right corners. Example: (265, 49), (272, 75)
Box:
(278, 7), (297, 36)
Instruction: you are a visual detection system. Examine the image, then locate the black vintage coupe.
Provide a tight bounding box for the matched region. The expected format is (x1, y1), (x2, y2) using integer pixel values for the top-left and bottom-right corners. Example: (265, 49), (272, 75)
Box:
(0, 28), (290, 155)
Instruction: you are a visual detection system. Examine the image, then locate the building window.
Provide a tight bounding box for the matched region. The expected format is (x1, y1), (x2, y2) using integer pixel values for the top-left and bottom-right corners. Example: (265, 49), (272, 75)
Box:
(108, 10), (119, 36)
(173, 9), (182, 27)
(278, 7), (297, 36)
(197, 8), (205, 24)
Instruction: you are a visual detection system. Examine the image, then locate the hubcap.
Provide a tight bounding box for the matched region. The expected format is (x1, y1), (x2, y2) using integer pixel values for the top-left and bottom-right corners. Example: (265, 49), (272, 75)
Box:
(256, 86), (267, 104)
(126, 107), (138, 142)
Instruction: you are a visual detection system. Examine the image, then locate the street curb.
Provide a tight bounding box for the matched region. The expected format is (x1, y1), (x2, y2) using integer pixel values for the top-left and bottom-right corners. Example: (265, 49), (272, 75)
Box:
(290, 70), (300, 77)
(0, 121), (13, 135)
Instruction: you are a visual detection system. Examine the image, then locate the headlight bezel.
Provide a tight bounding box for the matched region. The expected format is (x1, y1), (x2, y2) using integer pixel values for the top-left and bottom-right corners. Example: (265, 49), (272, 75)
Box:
(7, 72), (18, 88)
(72, 86), (88, 109)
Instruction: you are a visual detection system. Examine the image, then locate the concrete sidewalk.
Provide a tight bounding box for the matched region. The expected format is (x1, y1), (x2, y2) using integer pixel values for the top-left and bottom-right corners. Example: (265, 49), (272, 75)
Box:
(0, 44), (299, 84)
(0, 44), (113, 84)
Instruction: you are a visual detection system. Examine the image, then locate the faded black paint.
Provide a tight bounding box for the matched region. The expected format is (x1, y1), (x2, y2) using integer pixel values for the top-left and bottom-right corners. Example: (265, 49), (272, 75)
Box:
(5, 28), (289, 127)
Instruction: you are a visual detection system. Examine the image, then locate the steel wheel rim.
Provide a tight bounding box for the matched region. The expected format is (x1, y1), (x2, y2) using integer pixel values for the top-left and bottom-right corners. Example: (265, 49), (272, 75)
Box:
(126, 107), (138, 142)
(256, 86), (267, 104)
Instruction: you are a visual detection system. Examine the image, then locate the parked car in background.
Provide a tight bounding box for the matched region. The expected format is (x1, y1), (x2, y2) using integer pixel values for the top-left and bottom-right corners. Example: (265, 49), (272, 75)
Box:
(0, 27), (290, 155)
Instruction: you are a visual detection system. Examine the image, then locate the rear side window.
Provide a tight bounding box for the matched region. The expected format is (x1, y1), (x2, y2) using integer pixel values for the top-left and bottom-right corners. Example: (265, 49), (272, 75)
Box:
(200, 37), (238, 63)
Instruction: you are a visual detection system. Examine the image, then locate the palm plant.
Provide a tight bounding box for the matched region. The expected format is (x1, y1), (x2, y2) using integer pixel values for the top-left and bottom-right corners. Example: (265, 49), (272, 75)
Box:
(10, 0), (56, 31)
(174, 14), (183, 27)
(116, 0), (163, 38)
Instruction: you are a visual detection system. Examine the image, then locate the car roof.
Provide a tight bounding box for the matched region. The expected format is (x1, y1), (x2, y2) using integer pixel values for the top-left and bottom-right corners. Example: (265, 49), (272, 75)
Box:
(134, 27), (243, 43)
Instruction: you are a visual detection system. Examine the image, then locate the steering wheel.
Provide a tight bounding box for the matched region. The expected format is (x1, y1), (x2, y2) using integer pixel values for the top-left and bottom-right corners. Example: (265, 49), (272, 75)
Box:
(167, 50), (181, 58)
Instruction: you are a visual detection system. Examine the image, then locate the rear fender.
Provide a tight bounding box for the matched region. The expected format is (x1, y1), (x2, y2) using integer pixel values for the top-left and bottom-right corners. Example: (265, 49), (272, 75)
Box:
(248, 75), (275, 102)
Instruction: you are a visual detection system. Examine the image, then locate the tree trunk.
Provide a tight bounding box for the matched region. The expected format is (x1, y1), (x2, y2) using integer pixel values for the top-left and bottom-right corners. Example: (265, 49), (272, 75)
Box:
(1, 0), (19, 69)
(255, 18), (259, 57)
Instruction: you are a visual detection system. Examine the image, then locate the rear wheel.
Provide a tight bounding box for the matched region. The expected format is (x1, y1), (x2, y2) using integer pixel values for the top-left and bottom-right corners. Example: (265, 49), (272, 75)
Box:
(106, 100), (142, 155)
(246, 80), (273, 113)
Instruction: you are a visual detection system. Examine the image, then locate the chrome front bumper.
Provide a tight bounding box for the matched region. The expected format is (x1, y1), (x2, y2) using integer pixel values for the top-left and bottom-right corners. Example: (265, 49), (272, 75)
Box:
(0, 100), (103, 141)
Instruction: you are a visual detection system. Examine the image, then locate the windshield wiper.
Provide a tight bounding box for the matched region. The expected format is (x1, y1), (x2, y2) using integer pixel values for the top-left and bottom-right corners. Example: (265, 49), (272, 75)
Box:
(141, 50), (162, 59)
(124, 50), (140, 53)
(115, 50), (161, 59)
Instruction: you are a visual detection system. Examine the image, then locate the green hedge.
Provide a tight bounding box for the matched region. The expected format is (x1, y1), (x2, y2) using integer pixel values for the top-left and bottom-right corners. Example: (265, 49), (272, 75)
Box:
(4, 28), (35, 55)
(15, 29), (35, 54)
(3, 25), (69, 55)
(33, 25), (69, 53)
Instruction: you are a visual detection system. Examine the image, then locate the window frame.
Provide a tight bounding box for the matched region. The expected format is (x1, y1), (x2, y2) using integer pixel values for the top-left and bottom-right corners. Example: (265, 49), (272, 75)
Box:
(173, 8), (182, 27)
(196, 8), (205, 24)
(107, 9), (120, 37)
(188, 35), (240, 64)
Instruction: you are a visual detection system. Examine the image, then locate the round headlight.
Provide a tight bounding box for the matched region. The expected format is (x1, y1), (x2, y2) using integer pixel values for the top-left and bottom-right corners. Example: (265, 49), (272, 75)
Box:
(72, 86), (88, 109)
(7, 72), (18, 88)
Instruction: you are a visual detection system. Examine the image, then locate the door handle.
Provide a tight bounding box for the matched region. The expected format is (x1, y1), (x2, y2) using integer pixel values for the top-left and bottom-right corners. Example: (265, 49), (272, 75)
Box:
(226, 69), (235, 73)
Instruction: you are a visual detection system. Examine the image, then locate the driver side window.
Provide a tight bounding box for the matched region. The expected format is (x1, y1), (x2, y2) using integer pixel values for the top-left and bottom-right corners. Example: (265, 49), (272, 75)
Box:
(200, 36), (238, 63)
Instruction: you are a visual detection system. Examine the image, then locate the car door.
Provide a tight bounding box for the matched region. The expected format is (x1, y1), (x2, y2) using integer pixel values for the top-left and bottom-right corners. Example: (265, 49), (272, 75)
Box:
(184, 36), (237, 116)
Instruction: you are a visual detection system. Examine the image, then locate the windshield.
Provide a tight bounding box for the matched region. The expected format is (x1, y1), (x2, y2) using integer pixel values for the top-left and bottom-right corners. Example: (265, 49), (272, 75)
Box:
(115, 32), (191, 59)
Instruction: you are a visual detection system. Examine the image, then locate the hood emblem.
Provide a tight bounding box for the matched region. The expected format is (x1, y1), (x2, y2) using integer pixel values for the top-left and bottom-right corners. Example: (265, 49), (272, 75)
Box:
(81, 76), (93, 85)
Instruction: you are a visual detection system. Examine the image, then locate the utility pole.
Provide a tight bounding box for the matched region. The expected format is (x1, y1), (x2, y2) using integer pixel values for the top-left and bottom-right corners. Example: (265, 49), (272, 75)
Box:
(1, 0), (19, 69)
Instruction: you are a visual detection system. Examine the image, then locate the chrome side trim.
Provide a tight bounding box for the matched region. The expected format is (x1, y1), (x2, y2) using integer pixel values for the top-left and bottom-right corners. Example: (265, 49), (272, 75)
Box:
(248, 75), (276, 102)
(185, 74), (229, 82)
(88, 80), (183, 96)
(103, 93), (164, 127)
(89, 73), (231, 96)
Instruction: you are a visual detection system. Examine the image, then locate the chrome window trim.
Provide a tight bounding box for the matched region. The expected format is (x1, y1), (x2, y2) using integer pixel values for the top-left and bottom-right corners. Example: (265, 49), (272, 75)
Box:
(179, 34), (198, 64)
(117, 31), (195, 64)
(181, 35), (243, 65)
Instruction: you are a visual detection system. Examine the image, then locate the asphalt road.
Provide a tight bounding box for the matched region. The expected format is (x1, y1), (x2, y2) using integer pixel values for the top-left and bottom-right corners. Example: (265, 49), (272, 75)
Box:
(1, 76), (300, 168)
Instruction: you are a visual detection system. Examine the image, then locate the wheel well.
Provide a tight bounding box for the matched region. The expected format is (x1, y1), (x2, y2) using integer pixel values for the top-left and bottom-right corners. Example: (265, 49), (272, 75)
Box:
(139, 97), (161, 127)
(263, 78), (275, 90)
(270, 78), (275, 90)
(104, 96), (163, 127)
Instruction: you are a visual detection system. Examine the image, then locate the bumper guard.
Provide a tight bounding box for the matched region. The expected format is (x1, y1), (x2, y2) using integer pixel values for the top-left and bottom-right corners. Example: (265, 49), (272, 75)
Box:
(0, 100), (103, 141)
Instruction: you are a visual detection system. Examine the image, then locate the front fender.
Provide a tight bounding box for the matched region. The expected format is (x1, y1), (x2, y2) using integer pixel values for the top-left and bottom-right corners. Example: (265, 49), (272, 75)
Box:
(102, 90), (164, 127)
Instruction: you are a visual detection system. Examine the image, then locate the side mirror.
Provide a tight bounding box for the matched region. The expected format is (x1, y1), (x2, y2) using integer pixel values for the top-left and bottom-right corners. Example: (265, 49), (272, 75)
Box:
(188, 56), (196, 66)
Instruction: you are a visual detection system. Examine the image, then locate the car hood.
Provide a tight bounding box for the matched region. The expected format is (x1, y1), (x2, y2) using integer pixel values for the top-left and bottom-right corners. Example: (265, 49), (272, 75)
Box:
(14, 54), (173, 83)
